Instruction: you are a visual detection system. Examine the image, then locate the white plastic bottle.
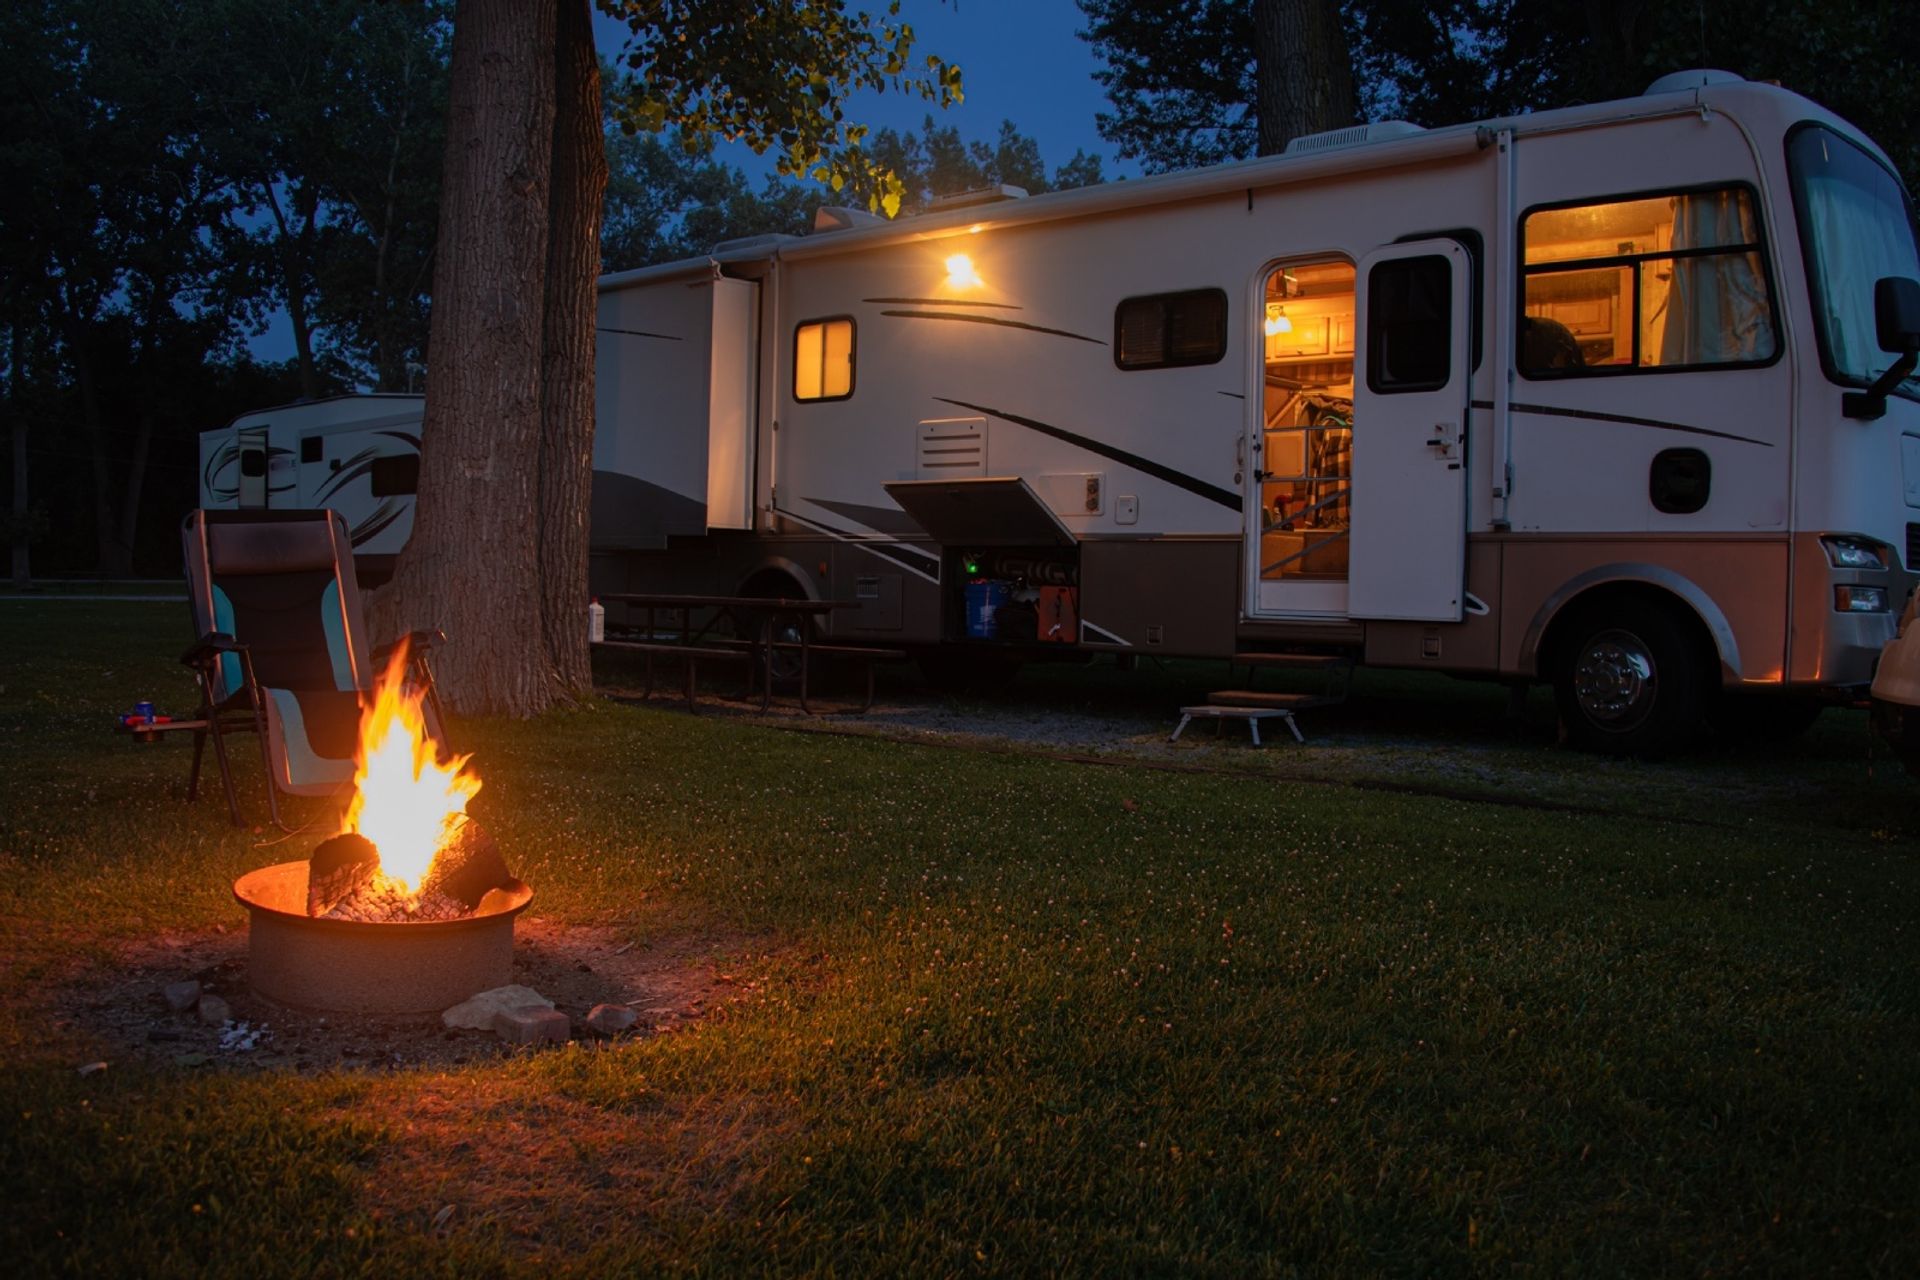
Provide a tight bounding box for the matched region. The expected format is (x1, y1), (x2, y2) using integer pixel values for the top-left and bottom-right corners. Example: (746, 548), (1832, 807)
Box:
(588, 597), (605, 644)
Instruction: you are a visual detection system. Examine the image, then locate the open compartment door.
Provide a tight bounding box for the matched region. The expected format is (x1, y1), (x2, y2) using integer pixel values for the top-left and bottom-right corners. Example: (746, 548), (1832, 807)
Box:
(884, 477), (1078, 547)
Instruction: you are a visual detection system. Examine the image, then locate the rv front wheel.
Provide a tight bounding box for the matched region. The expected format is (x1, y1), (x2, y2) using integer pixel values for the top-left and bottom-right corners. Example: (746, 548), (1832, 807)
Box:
(1553, 599), (1705, 757)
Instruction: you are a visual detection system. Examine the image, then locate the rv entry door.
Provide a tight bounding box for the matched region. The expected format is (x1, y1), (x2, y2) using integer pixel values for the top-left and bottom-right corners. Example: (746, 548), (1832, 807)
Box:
(1347, 239), (1471, 622)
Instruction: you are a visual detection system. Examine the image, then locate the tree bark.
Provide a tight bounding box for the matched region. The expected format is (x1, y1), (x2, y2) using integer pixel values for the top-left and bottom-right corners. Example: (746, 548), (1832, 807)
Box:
(1254, 0), (1356, 156)
(372, 0), (558, 716)
(8, 326), (29, 588)
(537, 0), (607, 701)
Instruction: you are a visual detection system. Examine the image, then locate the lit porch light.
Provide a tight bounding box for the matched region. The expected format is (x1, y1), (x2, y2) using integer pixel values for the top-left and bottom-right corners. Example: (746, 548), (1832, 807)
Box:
(945, 253), (982, 288)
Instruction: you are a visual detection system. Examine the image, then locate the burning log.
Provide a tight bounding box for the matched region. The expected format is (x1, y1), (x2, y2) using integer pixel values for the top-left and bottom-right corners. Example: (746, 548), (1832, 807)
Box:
(308, 817), (515, 924)
(306, 833), (380, 916)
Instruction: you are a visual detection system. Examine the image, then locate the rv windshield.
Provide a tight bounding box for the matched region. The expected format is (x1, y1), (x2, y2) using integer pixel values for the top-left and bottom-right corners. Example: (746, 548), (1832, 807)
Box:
(1787, 124), (1920, 392)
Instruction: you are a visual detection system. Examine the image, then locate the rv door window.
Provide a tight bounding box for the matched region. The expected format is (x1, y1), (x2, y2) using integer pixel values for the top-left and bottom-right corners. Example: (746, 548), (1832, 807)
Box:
(794, 317), (855, 401)
(1115, 289), (1228, 370)
(1520, 186), (1777, 375)
(1366, 255), (1452, 393)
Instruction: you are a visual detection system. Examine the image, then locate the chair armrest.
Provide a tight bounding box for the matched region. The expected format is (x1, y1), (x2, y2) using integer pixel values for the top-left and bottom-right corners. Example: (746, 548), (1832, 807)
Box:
(372, 628), (447, 665)
(181, 632), (245, 667)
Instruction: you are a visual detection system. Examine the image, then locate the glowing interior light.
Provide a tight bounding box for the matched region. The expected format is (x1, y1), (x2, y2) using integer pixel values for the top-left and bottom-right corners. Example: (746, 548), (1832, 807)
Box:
(945, 253), (982, 288)
(1264, 303), (1293, 336)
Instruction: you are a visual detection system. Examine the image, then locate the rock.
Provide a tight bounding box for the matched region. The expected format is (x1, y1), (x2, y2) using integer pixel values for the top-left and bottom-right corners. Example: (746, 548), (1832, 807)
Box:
(586, 1004), (638, 1036)
(197, 994), (232, 1025)
(162, 979), (201, 1012)
(441, 984), (554, 1031)
(493, 1005), (570, 1046)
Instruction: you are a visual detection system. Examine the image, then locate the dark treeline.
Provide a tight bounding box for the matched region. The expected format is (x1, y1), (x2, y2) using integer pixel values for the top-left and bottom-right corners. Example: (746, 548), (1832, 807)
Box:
(5, 0), (1915, 578)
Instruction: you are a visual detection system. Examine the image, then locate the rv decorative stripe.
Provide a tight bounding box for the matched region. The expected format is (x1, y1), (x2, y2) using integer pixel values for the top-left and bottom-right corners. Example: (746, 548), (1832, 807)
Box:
(880, 311), (1106, 345)
(933, 398), (1244, 512)
(779, 508), (942, 583)
(1474, 400), (1773, 448)
(597, 326), (684, 341)
(864, 297), (1023, 310)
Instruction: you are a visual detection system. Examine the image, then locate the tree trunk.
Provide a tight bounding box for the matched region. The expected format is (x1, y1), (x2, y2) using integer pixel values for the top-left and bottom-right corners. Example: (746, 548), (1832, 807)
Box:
(69, 327), (131, 577)
(8, 326), (28, 588)
(372, 0), (558, 716)
(537, 0), (607, 701)
(1254, 0), (1356, 156)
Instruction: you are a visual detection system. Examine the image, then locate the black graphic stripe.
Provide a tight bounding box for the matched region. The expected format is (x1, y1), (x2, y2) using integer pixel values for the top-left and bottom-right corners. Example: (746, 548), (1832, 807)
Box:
(350, 503), (406, 547)
(934, 397), (1243, 512)
(1217, 391), (1246, 400)
(597, 326), (683, 341)
(1472, 399), (1772, 447)
(881, 310), (1105, 346)
(781, 508), (942, 581)
(864, 296), (1023, 310)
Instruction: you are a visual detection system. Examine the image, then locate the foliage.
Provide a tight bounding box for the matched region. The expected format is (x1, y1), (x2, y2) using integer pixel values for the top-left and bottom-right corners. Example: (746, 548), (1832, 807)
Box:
(598, 0), (963, 218)
(865, 116), (1104, 214)
(1, 605), (1918, 1272)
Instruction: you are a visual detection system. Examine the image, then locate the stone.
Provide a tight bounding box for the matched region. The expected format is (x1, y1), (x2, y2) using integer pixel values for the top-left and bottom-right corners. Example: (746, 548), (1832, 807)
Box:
(163, 979), (201, 1012)
(493, 1005), (570, 1046)
(441, 984), (554, 1031)
(197, 994), (232, 1025)
(586, 1004), (638, 1036)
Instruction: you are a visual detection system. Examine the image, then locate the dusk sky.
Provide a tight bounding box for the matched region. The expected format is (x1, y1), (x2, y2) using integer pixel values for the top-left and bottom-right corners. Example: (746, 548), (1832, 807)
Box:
(592, 0), (1128, 182)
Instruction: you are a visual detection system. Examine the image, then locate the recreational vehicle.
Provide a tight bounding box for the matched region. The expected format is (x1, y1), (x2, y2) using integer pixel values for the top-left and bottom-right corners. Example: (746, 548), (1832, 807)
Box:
(589, 70), (1920, 752)
(199, 394), (423, 584)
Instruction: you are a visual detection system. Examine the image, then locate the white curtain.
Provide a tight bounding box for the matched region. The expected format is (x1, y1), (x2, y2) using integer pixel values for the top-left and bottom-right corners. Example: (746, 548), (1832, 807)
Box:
(1660, 191), (1775, 365)
(1797, 168), (1914, 379)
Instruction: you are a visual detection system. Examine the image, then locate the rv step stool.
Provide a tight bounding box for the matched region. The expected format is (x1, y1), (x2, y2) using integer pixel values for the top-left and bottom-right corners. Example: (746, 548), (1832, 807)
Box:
(1170, 689), (1340, 746)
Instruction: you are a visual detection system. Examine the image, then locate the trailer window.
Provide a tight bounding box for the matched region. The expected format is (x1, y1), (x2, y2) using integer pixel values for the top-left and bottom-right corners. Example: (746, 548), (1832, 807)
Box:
(1115, 289), (1228, 370)
(1520, 186), (1777, 376)
(794, 317), (855, 401)
(370, 454), (419, 497)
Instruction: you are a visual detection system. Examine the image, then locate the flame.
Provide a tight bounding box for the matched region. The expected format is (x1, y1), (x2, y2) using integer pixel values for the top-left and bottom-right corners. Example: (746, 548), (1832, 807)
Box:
(341, 646), (480, 894)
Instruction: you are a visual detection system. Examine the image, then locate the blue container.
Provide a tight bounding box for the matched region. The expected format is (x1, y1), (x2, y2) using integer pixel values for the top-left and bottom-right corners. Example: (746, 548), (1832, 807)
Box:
(963, 581), (1010, 639)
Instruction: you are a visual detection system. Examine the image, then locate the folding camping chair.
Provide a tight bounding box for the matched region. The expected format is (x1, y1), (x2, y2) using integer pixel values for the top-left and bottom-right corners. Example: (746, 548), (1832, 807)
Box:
(179, 508), (445, 828)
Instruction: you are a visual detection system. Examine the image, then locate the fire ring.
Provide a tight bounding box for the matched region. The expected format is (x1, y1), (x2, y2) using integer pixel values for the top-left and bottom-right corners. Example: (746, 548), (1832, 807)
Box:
(234, 861), (533, 1015)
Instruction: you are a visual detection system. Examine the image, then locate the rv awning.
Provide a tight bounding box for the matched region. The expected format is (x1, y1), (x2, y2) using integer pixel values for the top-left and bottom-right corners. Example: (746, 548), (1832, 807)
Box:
(883, 477), (1077, 547)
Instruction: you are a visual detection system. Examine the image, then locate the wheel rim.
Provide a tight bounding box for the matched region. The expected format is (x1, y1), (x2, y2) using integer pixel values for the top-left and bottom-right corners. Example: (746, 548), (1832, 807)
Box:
(1572, 628), (1658, 730)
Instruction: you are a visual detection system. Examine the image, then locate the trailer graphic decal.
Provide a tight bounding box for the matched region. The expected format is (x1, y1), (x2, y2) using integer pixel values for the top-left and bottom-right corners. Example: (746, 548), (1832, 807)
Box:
(932, 397), (1243, 512)
(863, 296), (1024, 310)
(778, 507), (942, 583)
(596, 326), (684, 341)
(1472, 400), (1773, 448)
(880, 311), (1106, 345)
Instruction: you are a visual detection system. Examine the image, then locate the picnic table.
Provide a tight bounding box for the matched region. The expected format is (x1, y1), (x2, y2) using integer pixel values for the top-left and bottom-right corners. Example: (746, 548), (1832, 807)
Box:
(593, 592), (904, 713)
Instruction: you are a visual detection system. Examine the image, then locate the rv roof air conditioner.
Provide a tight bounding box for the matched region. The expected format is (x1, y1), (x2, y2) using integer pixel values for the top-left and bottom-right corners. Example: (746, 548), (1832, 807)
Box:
(812, 206), (889, 234)
(1643, 69), (1745, 95)
(1282, 120), (1425, 156)
(925, 184), (1029, 212)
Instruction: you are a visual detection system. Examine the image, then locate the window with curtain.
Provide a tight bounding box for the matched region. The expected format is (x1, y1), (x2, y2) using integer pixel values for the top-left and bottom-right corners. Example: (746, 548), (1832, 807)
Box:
(1787, 124), (1920, 390)
(1519, 186), (1777, 376)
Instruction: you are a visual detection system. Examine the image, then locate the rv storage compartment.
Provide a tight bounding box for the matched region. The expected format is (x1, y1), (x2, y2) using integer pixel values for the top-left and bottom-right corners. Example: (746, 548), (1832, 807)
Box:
(950, 548), (1079, 646)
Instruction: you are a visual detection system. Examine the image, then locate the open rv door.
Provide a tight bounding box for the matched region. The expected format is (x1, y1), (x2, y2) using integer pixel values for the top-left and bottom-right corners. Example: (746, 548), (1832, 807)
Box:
(1348, 238), (1472, 621)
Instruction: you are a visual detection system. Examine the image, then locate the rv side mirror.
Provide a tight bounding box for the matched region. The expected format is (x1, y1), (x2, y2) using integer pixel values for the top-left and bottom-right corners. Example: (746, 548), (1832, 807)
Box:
(1842, 276), (1920, 420)
(1875, 276), (1920, 354)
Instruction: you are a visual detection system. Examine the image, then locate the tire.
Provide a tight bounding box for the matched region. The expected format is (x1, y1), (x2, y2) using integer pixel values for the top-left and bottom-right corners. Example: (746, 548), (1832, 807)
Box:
(1706, 691), (1824, 742)
(1552, 598), (1707, 757)
(738, 575), (812, 687)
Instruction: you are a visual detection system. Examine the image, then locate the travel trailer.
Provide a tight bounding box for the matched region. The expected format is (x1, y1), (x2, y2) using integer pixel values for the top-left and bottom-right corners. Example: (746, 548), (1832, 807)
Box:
(212, 72), (1920, 754)
(199, 394), (422, 584)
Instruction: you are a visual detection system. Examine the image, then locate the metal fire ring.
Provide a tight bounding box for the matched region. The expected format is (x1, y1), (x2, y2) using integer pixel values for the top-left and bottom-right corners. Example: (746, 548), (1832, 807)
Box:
(233, 861), (533, 1015)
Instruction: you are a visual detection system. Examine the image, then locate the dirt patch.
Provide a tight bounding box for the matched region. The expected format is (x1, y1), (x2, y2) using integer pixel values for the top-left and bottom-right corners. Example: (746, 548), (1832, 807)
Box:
(343, 1077), (782, 1255)
(49, 915), (777, 1073)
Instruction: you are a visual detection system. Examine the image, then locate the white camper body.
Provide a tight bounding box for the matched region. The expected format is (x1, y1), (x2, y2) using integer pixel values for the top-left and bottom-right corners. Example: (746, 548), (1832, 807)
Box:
(588, 72), (1920, 749)
(198, 394), (423, 582)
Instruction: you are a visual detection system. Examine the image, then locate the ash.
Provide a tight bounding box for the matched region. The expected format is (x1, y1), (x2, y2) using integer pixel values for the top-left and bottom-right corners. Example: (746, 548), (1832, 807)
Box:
(322, 872), (471, 923)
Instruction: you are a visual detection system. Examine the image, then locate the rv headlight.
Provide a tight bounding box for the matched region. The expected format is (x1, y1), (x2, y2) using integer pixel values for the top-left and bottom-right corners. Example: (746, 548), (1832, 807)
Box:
(1834, 585), (1889, 613)
(1820, 536), (1887, 569)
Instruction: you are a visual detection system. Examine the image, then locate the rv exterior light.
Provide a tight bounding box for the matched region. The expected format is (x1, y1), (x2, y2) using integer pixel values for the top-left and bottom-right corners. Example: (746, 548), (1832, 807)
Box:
(1820, 535), (1887, 569)
(945, 253), (982, 288)
(1264, 303), (1293, 336)
(1834, 585), (1889, 612)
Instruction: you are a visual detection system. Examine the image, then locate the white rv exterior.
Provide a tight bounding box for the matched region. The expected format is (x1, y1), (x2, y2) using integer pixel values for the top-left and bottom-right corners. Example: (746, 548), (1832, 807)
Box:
(199, 394), (423, 582)
(586, 72), (1920, 751)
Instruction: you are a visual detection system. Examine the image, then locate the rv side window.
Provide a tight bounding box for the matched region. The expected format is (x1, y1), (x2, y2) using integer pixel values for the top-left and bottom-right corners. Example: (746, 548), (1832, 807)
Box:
(1115, 289), (1228, 370)
(1520, 186), (1778, 376)
(1366, 256), (1452, 393)
(370, 454), (419, 497)
(794, 317), (855, 401)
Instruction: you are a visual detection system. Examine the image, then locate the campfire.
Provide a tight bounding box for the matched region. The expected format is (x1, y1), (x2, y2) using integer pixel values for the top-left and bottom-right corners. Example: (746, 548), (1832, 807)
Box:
(306, 648), (510, 923)
(232, 644), (533, 1015)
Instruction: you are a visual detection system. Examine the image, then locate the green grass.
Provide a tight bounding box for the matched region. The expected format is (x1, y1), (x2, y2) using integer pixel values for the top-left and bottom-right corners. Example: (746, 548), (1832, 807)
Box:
(2, 603), (1917, 1275)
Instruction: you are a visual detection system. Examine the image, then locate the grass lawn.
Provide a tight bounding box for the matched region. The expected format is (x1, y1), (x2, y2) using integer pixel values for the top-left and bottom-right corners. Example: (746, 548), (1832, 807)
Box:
(2, 602), (1917, 1275)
